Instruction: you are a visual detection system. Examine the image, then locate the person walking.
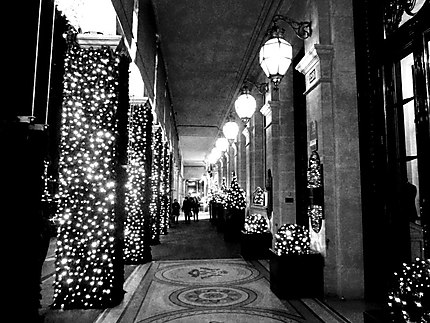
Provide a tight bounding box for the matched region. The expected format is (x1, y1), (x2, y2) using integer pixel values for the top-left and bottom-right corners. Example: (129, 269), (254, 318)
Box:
(182, 196), (192, 224)
(171, 198), (181, 224)
(192, 196), (200, 222)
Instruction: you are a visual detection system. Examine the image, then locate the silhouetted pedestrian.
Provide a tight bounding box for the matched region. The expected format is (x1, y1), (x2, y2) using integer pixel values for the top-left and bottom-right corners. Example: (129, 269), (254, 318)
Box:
(171, 199), (181, 224)
(182, 196), (192, 224)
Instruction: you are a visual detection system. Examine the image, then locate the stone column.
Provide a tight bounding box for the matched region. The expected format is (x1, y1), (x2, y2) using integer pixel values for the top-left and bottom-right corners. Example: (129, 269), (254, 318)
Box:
(261, 95), (296, 234)
(242, 127), (252, 205)
(237, 127), (247, 190)
(296, 40), (364, 298)
(250, 105), (265, 193)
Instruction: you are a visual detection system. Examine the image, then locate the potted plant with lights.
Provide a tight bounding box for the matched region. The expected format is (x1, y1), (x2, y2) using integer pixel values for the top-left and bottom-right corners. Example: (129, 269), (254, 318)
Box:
(224, 174), (246, 241)
(240, 213), (272, 259)
(387, 257), (430, 323)
(269, 224), (324, 299)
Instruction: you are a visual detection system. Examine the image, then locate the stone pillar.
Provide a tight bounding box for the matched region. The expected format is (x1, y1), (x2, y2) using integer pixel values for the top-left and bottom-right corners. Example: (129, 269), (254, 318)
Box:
(250, 105), (265, 193)
(296, 40), (364, 298)
(223, 152), (229, 185)
(237, 127), (247, 190)
(242, 127), (252, 205)
(261, 95), (296, 234)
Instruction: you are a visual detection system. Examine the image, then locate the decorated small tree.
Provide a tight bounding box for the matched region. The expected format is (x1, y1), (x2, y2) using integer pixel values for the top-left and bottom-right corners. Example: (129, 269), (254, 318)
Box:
(274, 224), (311, 256)
(244, 213), (269, 234)
(270, 223), (324, 299)
(226, 174), (246, 210)
(224, 173), (246, 241)
(387, 258), (430, 323)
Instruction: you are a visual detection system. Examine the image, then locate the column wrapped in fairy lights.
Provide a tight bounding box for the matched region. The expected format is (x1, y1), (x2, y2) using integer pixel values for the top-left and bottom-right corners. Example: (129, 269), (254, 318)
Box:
(150, 125), (162, 244)
(52, 42), (123, 309)
(160, 141), (171, 234)
(123, 103), (153, 263)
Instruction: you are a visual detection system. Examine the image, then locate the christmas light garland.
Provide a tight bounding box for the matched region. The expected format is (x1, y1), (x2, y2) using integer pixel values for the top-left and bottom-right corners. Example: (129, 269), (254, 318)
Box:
(160, 141), (171, 234)
(123, 103), (152, 263)
(307, 151), (324, 233)
(307, 151), (322, 188)
(53, 42), (122, 308)
(274, 224), (311, 256)
(150, 126), (162, 244)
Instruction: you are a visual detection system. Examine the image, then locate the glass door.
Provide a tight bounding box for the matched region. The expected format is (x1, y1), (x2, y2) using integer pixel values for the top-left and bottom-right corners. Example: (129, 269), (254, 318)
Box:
(387, 27), (430, 260)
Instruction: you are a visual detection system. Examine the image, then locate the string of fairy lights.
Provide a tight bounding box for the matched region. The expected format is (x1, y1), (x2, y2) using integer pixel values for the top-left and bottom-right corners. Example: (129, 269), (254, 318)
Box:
(150, 126), (162, 244)
(123, 103), (153, 264)
(274, 224), (311, 256)
(307, 151), (324, 233)
(387, 258), (430, 322)
(225, 174), (246, 210)
(244, 213), (269, 234)
(52, 43), (121, 308)
(160, 141), (171, 234)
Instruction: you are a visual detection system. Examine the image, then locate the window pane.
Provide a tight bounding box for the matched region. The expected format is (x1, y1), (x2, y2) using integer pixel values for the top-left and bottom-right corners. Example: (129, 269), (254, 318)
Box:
(400, 53), (420, 219)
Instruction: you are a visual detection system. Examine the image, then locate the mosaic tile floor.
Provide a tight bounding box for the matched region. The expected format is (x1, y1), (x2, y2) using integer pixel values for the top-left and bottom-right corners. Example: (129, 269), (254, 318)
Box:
(94, 258), (350, 323)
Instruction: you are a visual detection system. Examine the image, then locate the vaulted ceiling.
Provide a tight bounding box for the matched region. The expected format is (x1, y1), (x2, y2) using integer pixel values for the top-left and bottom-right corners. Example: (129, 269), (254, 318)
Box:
(151, 0), (284, 166)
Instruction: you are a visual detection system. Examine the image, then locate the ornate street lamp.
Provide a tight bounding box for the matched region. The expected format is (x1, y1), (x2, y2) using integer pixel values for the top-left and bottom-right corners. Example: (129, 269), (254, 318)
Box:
(234, 85), (256, 125)
(215, 137), (229, 152)
(207, 147), (222, 164)
(234, 80), (268, 125)
(222, 118), (240, 143)
(259, 15), (312, 89)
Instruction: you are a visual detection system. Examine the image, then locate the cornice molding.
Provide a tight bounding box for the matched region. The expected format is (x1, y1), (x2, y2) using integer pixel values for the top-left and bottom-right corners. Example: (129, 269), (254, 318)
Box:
(76, 33), (122, 50)
(296, 44), (334, 95)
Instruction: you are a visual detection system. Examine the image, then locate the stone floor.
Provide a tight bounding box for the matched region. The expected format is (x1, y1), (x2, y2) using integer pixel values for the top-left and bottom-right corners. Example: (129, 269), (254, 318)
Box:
(39, 212), (371, 322)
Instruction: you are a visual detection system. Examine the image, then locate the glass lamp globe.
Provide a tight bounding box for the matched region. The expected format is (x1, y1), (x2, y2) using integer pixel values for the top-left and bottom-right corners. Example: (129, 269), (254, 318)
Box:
(222, 121), (239, 141)
(234, 88), (256, 125)
(215, 137), (229, 152)
(259, 28), (292, 88)
(207, 148), (221, 164)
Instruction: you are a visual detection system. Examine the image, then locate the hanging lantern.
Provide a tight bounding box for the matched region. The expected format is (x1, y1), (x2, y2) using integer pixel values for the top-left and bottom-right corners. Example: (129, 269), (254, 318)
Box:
(222, 120), (239, 142)
(259, 25), (292, 88)
(234, 86), (256, 125)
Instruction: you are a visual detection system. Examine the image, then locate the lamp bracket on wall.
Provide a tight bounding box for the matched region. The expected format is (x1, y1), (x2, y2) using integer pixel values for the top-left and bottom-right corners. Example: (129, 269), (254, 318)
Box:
(271, 14), (312, 40)
(243, 79), (269, 95)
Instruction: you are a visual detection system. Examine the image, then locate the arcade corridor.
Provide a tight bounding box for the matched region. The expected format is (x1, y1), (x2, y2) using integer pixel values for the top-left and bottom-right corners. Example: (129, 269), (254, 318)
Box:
(39, 213), (369, 323)
(5, 0), (429, 322)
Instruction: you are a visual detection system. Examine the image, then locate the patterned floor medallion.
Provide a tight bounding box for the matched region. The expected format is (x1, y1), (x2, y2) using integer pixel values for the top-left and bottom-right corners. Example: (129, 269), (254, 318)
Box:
(170, 286), (257, 307)
(137, 308), (299, 323)
(134, 260), (302, 323)
(155, 261), (260, 286)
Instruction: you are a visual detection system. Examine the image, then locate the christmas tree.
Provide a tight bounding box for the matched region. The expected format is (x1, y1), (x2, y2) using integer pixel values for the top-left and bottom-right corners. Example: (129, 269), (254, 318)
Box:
(226, 173), (246, 210)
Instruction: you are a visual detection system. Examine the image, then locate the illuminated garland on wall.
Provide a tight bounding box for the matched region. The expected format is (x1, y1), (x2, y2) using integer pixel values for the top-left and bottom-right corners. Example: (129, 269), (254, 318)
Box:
(274, 224), (310, 256)
(307, 151), (322, 188)
(307, 151), (324, 233)
(150, 126), (162, 244)
(123, 103), (153, 263)
(52, 43), (122, 309)
(387, 258), (430, 323)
